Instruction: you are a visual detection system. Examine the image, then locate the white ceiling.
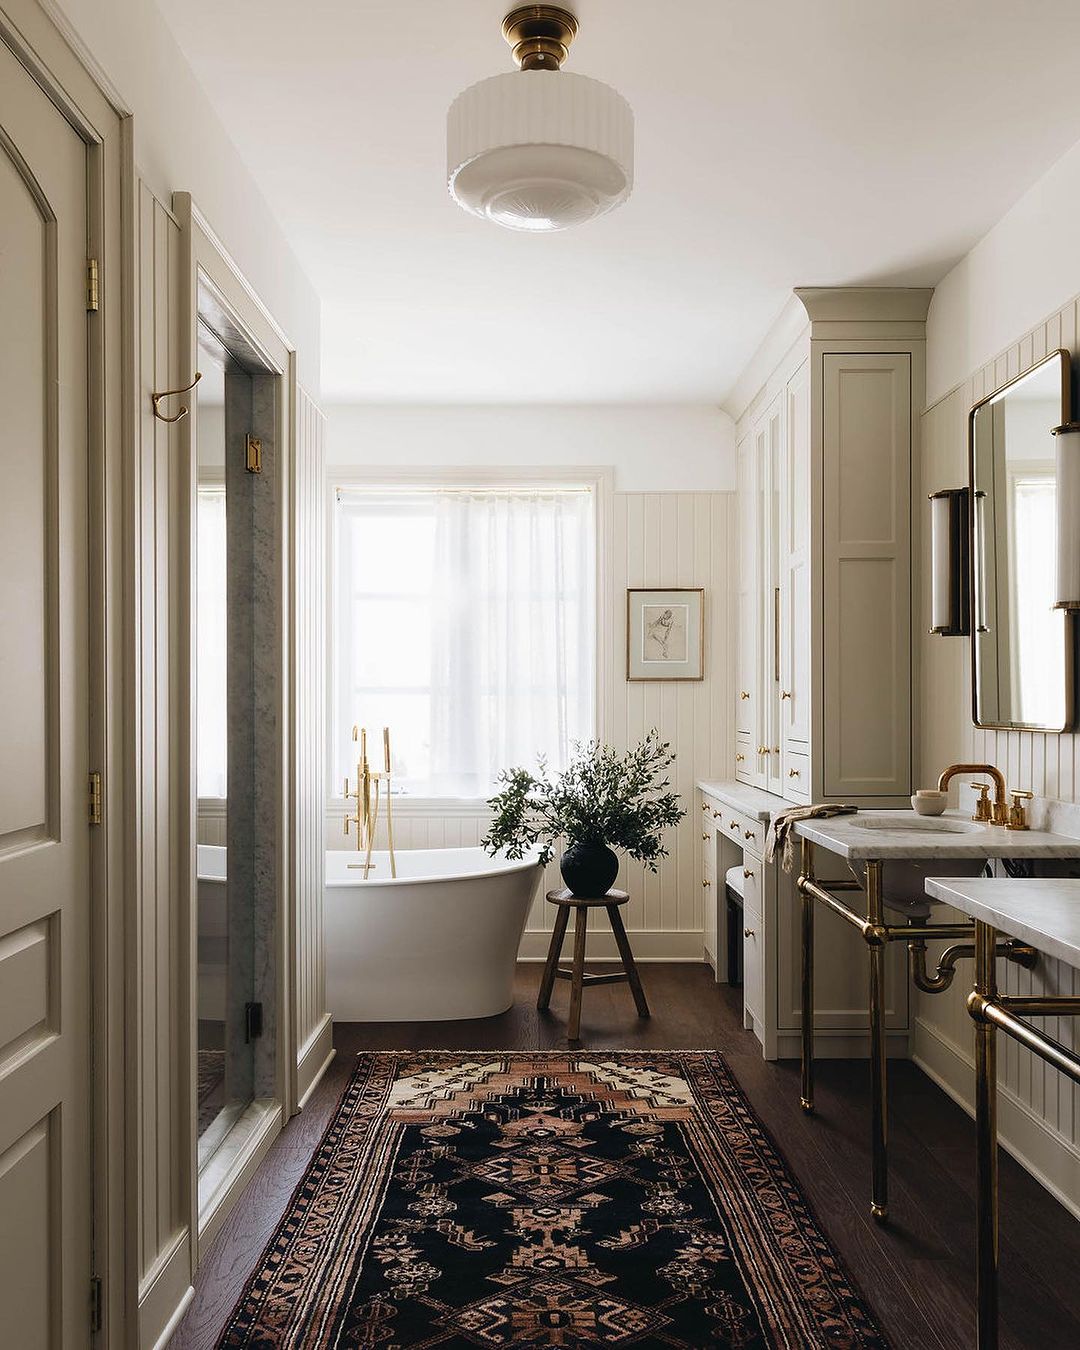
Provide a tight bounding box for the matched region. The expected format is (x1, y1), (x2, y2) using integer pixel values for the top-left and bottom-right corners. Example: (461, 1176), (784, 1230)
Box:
(156, 0), (1080, 404)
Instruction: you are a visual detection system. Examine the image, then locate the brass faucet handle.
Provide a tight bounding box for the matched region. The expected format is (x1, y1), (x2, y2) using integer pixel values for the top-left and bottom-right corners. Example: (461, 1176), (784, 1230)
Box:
(1007, 789), (1034, 831)
(971, 783), (993, 823)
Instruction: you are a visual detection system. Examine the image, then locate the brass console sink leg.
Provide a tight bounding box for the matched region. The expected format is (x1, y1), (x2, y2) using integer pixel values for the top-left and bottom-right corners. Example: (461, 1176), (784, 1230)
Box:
(798, 838), (815, 1113)
(973, 920), (1000, 1350)
(866, 859), (888, 1223)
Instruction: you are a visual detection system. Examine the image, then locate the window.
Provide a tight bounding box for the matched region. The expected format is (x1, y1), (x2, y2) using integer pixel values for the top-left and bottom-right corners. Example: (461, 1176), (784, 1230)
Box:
(332, 485), (596, 799)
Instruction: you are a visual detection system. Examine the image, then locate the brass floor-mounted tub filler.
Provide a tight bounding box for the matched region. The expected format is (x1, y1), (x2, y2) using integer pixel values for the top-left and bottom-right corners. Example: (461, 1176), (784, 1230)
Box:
(795, 763), (1038, 1223)
(343, 724), (397, 880)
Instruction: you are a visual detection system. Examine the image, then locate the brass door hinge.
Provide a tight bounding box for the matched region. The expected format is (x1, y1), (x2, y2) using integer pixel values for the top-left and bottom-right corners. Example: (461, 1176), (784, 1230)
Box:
(86, 258), (100, 312)
(88, 771), (102, 826)
(245, 433), (262, 473)
(90, 1276), (103, 1333)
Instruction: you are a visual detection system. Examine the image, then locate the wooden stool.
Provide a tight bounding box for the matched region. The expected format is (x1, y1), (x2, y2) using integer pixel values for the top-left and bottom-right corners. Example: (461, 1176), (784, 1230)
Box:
(536, 888), (650, 1042)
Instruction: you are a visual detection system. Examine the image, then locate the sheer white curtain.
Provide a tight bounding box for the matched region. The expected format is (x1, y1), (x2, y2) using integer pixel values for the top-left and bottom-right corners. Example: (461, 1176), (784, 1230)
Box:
(197, 486), (228, 799)
(427, 490), (595, 797)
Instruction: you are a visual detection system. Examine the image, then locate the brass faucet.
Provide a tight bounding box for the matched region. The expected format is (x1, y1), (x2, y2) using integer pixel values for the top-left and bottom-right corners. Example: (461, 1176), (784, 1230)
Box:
(937, 763), (1008, 826)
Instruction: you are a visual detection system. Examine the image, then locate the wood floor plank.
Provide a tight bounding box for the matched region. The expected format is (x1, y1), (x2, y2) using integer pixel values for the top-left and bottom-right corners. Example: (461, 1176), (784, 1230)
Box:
(169, 964), (1080, 1350)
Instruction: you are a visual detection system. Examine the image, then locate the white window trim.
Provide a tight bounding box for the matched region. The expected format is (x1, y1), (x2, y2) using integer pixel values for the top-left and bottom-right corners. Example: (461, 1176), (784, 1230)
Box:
(325, 464), (612, 808)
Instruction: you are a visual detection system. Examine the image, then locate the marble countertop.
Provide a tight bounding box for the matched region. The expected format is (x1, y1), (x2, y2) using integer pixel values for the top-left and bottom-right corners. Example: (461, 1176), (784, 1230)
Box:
(696, 779), (785, 823)
(793, 809), (1080, 861)
(924, 878), (1080, 968)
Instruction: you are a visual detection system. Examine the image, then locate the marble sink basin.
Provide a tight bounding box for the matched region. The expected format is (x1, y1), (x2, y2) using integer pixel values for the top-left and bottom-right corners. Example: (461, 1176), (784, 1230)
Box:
(794, 810), (1080, 912)
(849, 817), (982, 835)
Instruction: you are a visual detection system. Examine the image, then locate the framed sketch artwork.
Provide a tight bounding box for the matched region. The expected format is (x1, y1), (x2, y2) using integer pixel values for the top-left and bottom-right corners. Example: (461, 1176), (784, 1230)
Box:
(626, 588), (705, 681)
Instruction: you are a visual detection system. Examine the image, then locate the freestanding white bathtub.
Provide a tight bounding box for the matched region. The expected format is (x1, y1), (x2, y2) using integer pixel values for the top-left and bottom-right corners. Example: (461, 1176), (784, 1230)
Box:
(324, 847), (544, 1021)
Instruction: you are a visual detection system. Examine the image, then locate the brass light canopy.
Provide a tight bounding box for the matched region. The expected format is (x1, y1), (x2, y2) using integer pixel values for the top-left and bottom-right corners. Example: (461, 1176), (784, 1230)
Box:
(502, 5), (579, 71)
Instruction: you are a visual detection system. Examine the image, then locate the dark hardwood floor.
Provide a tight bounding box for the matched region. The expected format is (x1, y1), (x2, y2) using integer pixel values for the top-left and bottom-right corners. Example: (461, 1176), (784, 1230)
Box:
(170, 963), (1080, 1349)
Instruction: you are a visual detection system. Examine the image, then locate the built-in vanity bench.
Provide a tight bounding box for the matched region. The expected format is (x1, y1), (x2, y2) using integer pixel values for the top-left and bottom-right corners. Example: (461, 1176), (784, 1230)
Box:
(925, 877), (1080, 1350)
(698, 779), (912, 1062)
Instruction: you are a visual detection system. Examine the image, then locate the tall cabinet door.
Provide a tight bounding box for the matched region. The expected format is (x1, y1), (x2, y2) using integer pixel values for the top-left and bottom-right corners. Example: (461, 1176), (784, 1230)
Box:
(763, 396), (785, 797)
(780, 361), (811, 800)
(0, 43), (93, 1350)
(822, 353), (912, 800)
(735, 435), (757, 783)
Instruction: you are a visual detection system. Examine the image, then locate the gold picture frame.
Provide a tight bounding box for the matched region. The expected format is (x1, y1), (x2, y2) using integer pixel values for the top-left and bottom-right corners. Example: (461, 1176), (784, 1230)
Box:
(626, 588), (705, 681)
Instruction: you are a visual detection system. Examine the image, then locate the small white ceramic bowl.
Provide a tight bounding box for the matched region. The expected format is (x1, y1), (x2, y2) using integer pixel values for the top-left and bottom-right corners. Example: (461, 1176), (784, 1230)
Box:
(911, 790), (947, 817)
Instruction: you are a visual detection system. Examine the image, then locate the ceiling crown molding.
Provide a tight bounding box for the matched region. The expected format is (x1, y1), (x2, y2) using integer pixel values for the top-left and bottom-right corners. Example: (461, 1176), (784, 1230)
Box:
(794, 286), (934, 324)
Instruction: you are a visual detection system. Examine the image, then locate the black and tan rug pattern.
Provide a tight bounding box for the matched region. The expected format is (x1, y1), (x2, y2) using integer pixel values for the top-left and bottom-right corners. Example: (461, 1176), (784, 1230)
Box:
(218, 1051), (887, 1348)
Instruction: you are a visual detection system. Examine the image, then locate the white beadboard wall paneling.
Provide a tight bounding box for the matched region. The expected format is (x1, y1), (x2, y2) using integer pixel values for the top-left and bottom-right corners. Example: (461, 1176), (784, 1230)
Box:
(132, 182), (194, 1340)
(327, 490), (736, 961)
(292, 387), (332, 1105)
(917, 287), (1080, 1214)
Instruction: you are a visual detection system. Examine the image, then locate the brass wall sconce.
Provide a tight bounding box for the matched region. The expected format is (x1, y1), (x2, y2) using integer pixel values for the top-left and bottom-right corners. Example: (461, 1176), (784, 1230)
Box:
(929, 487), (970, 636)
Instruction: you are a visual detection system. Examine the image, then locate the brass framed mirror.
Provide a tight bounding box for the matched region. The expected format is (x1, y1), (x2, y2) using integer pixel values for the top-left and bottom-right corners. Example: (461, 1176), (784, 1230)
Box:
(969, 348), (1076, 731)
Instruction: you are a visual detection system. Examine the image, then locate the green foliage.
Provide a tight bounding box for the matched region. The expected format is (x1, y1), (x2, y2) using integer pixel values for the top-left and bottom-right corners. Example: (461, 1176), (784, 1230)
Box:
(482, 731), (686, 869)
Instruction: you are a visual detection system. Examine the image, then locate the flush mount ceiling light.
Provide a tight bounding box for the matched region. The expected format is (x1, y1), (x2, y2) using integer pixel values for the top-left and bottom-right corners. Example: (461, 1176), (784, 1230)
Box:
(447, 5), (634, 233)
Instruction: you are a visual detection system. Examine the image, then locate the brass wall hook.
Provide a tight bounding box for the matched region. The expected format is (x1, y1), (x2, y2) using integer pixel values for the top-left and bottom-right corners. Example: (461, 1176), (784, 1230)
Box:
(151, 371), (202, 424)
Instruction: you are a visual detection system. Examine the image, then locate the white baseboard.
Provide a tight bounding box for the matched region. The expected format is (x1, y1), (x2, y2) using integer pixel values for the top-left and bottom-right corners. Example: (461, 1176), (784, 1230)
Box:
(518, 928), (705, 962)
(138, 1229), (193, 1350)
(147, 1283), (194, 1350)
(296, 1012), (335, 1111)
(913, 1016), (1080, 1220)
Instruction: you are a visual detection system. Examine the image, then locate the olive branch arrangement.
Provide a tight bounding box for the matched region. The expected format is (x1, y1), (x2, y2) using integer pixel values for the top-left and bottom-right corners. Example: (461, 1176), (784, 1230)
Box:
(482, 730), (686, 867)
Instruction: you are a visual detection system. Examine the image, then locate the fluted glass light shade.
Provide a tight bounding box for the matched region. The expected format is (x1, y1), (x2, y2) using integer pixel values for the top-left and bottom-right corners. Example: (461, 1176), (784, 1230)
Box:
(929, 487), (970, 636)
(447, 7), (633, 232)
(1051, 422), (1080, 609)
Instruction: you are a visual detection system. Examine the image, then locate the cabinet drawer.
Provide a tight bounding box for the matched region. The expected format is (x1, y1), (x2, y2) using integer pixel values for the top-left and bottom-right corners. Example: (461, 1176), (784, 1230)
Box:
(782, 749), (810, 803)
(713, 808), (764, 855)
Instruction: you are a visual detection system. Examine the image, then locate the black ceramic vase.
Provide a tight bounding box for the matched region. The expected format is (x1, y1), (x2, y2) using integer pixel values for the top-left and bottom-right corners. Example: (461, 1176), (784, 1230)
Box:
(560, 842), (619, 898)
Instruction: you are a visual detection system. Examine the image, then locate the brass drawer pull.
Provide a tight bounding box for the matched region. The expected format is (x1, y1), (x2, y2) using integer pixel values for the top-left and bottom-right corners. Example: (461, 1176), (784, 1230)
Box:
(788, 768), (801, 778)
(744, 830), (755, 841)
(780, 690), (791, 700)
(743, 867), (754, 879)
(713, 809), (722, 819)
(757, 745), (770, 755)
(744, 927), (756, 938)
(701, 801), (709, 811)
(740, 690), (751, 700)
(735, 753), (745, 763)
(702, 878), (712, 888)
(729, 819), (739, 830)
(702, 832), (710, 841)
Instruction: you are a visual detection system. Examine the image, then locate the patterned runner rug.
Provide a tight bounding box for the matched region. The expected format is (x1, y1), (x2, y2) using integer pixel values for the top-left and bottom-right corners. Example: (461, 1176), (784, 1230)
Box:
(218, 1051), (887, 1348)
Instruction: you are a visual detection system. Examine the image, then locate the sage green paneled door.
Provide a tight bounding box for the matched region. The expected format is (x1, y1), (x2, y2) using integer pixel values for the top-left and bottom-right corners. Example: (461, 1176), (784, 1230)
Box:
(0, 36), (93, 1350)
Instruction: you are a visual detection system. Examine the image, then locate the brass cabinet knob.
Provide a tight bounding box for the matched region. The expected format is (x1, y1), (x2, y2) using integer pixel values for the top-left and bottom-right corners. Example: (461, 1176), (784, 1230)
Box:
(740, 690), (751, 700)
(729, 819), (739, 829)
(713, 809), (722, 818)
(702, 878), (711, 887)
(757, 745), (770, 755)
(701, 801), (709, 811)
(743, 867), (754, 879)
(735, 753), (745, 763)
(702, 831), (710, 841)
(780, 690), (791, 700)
(788, 768), (800, 778)
(744, 927), (756, 938)
(744, 830), (755, 841)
